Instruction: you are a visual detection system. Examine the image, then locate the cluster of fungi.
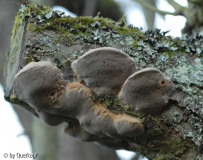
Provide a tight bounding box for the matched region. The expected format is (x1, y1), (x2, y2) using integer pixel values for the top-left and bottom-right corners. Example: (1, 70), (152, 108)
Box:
(13, 47), (174, 149)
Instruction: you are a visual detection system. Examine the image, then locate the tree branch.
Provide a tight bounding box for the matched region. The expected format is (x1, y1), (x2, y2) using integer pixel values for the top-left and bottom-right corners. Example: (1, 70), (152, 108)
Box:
(166, 0), (188, 16)
(135, 0), (178, 16)
(4, 4), (203, 159)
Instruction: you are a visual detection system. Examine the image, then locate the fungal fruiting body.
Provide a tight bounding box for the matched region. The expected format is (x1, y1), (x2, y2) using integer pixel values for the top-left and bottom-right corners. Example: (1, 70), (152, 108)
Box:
(13, 47), (174, 144)
(60, 82), (144, 137)
(63, 120), (99, 142)
(36, 110), (65, 126)
(71, 47), (136, 96)
(13, 61), (65, 112)
(63, 121), (131, 150)
(119, 68), (174, 115)
(13, 61), (144, 138)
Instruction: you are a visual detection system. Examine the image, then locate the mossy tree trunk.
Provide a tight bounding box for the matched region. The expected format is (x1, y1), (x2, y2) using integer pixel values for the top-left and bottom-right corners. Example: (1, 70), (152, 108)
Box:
(4, 4), (203, 160)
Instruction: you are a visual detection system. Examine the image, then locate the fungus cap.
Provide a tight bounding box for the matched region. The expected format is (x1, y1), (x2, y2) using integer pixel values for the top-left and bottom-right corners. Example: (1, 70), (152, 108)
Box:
(13, 61), (65, 111)
(58, 82), (95, 117)
(119, 68), (174, 115)
(71, 47), (136, 96)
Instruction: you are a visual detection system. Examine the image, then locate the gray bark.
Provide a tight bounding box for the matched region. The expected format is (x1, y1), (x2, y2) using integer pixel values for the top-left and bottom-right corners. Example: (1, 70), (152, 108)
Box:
(4, 4), (203, 160)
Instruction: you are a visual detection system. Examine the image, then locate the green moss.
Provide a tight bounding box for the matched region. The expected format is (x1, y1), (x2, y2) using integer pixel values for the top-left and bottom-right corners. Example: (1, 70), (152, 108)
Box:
(124, 105), (130, 111)
(55, 27), (74, 43)
(23, 56), (34, 64)
(21, 3), (52, 18)
(11, 3), (52, 45)
(137, 117), (194, 159)
(28, 22), (34, 31)
(29, 13), (139, 38)
(10, 93), (17, 102)
(12, 3), (141, 50)
(11, 13), (22, 46)
(98, 96), (119, 108)
(8, 92), (24, 104)
(132, 41), (138, 48)
(163, 51), (174, 60)
(11, 3), (52, 44)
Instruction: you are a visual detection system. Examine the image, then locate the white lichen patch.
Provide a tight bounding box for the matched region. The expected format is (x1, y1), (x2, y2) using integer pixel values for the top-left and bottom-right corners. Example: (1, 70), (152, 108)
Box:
(165, 56), (203, 89)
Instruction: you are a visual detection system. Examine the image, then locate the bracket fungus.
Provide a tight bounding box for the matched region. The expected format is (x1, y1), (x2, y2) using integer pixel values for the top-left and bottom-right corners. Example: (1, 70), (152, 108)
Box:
(36, 110), (64, 126)
(13, 61), (144, 138)
(13, 61), (65, 112)
(71, 47), (136, 96)
(119, 68), (174, 115)
(63, 121), (99, 142)
(63, 121), (131, 150)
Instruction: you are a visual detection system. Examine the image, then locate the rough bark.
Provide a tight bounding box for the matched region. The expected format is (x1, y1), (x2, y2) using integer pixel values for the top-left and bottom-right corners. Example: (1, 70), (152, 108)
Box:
(4, 4), (203, 160)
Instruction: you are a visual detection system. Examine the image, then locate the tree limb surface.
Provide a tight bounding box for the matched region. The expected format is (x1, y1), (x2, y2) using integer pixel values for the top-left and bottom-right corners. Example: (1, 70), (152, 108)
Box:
(4, 4), (203, 160)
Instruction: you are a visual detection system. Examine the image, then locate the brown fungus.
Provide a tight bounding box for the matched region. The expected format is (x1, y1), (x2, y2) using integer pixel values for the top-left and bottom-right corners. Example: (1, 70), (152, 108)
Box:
(63, 121), (131, 150)
(60, 82), (144, 137)
(63, 121), (99, 142)
(13, 61), (144, 138)
(71, 47), (136, 96)
(13, 61), (65, 112)
(119, 68), (174, 115)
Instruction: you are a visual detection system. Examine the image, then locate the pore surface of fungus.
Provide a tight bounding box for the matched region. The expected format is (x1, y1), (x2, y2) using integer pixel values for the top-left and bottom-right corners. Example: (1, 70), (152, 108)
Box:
(63, 120), (99, 142)
(119, 68), (174, 115)
(13, 61), (144, 138)
(36, 110), (65, 126)
(63, 121), (130, 150)
(71, 47), (136, 96)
